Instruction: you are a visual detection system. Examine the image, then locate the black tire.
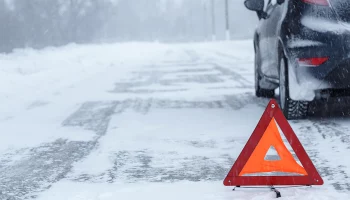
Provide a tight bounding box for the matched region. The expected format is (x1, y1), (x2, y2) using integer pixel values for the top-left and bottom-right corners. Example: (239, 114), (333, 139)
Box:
(255, 47), (275, 98)
(279, 53), (309, 120)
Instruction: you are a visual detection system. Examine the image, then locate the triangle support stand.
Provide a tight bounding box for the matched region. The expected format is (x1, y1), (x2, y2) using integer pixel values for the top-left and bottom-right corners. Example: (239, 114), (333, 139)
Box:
(270, 186), (281, 198)
(232, 185), (312, 199)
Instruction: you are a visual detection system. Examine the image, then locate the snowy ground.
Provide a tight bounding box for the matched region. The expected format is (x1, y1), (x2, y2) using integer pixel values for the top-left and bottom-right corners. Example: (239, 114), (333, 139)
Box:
(1, 41), (350, 199)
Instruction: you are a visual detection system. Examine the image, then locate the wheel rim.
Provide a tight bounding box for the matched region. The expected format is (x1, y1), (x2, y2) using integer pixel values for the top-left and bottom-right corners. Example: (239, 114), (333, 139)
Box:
(279, 59), (286, 110)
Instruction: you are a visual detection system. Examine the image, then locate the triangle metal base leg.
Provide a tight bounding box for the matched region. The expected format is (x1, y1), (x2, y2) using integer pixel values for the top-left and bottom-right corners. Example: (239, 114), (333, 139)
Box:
(270, 187), (281, 198)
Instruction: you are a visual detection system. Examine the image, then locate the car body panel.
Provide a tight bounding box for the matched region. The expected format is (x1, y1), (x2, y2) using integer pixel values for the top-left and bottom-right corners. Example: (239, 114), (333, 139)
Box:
(253, 0), (350, 101)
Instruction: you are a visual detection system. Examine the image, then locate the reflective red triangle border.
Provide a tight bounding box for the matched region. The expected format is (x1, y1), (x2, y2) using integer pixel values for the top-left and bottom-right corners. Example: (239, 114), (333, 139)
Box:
(223, 99), (324, 186)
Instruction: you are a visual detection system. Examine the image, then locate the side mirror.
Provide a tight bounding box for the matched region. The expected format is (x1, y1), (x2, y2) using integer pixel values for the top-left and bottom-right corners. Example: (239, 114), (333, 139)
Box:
(244, 0), (264, 12)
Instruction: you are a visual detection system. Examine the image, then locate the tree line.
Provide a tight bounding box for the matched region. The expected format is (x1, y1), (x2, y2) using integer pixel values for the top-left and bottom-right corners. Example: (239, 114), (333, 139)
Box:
(0, 0), (257, 53)
(0, 0), (119, 52)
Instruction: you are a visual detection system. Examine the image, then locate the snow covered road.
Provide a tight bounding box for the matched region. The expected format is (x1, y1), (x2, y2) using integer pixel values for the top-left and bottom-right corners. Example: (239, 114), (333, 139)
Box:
(1, 41), (350, 199)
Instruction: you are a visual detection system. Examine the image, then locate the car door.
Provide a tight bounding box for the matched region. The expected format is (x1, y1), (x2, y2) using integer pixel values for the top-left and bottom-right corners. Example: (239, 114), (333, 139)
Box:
(258, 0), (285, 79)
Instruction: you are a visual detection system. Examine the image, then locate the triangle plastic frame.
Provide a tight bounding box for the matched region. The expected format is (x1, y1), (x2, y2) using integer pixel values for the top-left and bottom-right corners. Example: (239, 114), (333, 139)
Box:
(223, 99), (324, 186)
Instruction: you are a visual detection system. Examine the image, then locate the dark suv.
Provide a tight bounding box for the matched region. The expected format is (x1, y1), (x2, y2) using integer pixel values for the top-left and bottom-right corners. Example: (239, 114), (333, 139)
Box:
(245, 0), (350, 119)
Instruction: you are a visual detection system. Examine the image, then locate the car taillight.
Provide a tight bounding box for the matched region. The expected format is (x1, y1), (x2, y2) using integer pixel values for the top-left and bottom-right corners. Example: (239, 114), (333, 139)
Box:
(303, 0), (330, 6)
(298, 57), (329, 67)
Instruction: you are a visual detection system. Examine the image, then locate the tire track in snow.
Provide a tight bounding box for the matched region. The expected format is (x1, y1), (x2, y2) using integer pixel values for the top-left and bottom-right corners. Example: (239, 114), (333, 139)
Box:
(89, 95), (264, 115)
(66, 95), (267, 184)
(63, 51), (262, 184)
(294, 120), (350, 191)
(0, 102), (118, 200)
(110, 62), (253, 94)
(212, 64), (252, 89)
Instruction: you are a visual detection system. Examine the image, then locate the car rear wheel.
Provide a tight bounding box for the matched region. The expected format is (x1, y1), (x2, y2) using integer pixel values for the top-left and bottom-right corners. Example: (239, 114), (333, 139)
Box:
(279, 54), (309, 120)
(255, 49), (275, 98)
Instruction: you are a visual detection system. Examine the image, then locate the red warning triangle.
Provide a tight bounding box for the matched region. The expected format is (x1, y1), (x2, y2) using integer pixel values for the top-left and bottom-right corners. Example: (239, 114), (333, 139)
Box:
(223, 99), (323, 186)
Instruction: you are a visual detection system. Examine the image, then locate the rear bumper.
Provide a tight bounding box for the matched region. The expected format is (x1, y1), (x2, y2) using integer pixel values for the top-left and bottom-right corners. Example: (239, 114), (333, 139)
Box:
(321, 60), (350, 88)
(288, 55), (350, 101)
(285, 29), (350, 101)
